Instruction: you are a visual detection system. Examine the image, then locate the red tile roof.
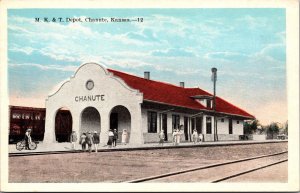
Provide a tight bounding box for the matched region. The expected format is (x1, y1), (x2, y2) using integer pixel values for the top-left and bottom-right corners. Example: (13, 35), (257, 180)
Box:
(108, 69), (254, 119)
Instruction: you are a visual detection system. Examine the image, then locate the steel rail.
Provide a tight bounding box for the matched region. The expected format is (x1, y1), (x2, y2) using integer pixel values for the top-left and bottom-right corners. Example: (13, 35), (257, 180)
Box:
(9, 140), (288, 157)
(124, 151), (288, 183)
(211, 159), (288, 183)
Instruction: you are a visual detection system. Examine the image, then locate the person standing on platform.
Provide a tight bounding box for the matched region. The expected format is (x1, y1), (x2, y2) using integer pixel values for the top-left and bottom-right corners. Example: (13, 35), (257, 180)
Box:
(199, 133), (204, 143)
(112, 129), (118, 147)
(86, 131), (93, 153)
(24, 128), (32, 150)
(121, 129), (128, 145)
(107, 129), (114, 148)
(192, 129), (198, 144)
(79, 133), (87, 151)
(70, 131), (77, 150)
(176, 127), (182, 145)
(158, 130), (165, 146)
(172, 129), (178, 146)
(93, 131), (100, 152)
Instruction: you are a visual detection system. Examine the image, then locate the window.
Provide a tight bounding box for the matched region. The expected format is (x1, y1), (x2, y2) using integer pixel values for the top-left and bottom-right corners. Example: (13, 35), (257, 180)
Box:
(147, 111), (157, 133)
(191, 118), (195, 131)
(206, 99), (212, 109)
(12, 113), (21, 119)
(221, 118), (224, 122)
(206, 117), (212, 134)
(172, 114), (180, 131)
(237, 120), (240, 124)
(35, 114), (41, 120)
(229, 118), (233, 134)
(25, 114), (30, 119)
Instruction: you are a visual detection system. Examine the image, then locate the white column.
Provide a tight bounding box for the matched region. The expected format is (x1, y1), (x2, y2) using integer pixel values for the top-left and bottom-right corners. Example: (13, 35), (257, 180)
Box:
(72, 110), (80, 138)
(212, 116), (215, 134)
(100, 108), (109, 145)
(167, 113), (172, 133)
(202, 115), (206, 134)
(129, 104), (144, 144)
(43, 107), (56, 144)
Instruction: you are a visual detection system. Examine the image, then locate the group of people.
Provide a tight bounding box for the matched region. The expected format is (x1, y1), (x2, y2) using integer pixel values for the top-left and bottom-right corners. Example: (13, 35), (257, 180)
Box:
(75, 131), (100, 153)
(192, 129), (204, 143)
(107, 128), (129, 147)
(172, 128), (182, 146)
(106, 128), (118, 148)
(158, 128), (204, 146)
(157, 128), (184, 146)
(70, 128), (129, 152)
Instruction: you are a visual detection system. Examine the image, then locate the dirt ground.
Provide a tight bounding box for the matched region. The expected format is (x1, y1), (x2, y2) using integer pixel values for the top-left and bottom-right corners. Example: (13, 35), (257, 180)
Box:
(9, 142), (288, 183)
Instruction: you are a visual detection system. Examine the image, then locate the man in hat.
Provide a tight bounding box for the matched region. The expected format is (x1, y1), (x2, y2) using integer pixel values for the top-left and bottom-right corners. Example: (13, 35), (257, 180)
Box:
(112, 129), (118, 147)
(86, 131), (93, 153)
(24, 128), (32, 150)
(93, 131), (100, 152)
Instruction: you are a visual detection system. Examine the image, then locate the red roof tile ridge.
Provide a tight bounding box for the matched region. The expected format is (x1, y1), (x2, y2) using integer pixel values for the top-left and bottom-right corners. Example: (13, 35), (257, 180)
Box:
(107, 68), (254, 119)
(216, 96), (255, 118)
(108, 68), (201, 90)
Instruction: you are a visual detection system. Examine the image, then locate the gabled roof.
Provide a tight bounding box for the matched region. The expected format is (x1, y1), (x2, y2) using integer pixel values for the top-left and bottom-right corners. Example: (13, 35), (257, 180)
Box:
(108, 69), (254, 119)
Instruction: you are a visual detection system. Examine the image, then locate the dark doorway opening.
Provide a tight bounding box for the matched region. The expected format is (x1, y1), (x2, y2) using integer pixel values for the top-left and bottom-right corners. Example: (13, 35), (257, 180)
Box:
(110, 113), (118, 131)
(184, 117), (189, 141)
(229, 118), (233, 134)
(55, 109), (72, 142)
(196, 117), (202, 134)
(80, 107), (101, 134)
(162, 113), (168, 141)
(110, 106), (131, 143)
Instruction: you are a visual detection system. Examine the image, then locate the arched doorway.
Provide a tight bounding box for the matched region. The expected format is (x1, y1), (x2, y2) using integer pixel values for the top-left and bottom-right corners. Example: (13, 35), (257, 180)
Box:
(55, 107), (72, 142)
(109, 105), (131, 143)
(80, 107), (101, 134)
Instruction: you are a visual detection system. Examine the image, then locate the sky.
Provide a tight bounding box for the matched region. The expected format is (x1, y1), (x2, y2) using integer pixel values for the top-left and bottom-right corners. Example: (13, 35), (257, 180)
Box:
(7, 9), (286, 125)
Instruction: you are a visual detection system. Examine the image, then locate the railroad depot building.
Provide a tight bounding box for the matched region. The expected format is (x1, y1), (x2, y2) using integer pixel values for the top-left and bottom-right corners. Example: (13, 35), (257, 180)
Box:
(36, 62), (255, 145)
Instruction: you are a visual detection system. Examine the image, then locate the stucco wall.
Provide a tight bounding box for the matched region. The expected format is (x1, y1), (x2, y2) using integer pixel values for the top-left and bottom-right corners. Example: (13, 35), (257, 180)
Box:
(216, 118), (229, 134)
(233, 120), (244, 135)
(44, 63), (143, 145)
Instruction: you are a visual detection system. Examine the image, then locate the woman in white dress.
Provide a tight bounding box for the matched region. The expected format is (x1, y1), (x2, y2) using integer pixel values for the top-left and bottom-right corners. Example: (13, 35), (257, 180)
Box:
(121, 129), (128, 145)
(192, 129), (198, 144)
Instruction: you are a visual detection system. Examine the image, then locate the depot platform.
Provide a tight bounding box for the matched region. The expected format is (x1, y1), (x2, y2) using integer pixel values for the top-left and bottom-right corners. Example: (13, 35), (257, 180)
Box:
(9, 140), (287, 155)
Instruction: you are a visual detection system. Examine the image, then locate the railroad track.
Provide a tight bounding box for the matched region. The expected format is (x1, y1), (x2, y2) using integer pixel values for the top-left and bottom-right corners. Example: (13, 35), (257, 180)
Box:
(9, 140), (287, 157)
(124, 151), (288, 183)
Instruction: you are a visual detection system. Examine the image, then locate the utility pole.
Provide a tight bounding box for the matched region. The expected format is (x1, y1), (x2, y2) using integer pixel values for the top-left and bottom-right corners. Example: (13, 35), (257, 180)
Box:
(211, 67), (218, 141)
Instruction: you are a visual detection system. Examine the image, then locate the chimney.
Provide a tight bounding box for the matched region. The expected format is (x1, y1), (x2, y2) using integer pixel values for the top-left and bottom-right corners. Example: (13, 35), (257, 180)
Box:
(180, 82), (185, 88)
(144, 71), (150, 80)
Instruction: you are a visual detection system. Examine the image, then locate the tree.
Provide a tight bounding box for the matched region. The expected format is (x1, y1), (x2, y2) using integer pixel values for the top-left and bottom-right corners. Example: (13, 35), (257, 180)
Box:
(284, 120), (288, 135)
(243, 119), (259, 134)
(267, 122), (280, 139)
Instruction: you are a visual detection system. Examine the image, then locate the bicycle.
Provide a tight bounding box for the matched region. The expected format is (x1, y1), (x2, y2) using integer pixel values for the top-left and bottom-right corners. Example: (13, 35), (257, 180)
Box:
(16, 139), (37, 151)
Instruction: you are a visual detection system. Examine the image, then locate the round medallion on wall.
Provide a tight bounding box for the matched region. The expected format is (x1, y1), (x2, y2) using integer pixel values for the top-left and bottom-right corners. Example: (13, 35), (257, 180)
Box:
(86, 80), (94, 90)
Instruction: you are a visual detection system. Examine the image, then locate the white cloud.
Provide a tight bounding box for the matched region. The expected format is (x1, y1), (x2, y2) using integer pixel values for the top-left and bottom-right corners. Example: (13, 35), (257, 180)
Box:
(9, 45), (36, 55)
(204, 51), (249, 60)
(9, 63), (78, 72)
(237, 15), (268, 30)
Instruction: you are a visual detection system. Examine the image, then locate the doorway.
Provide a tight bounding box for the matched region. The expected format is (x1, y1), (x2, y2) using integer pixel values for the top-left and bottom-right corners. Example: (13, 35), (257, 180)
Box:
(196, 117), (202, 134)
(184, 117), (189, 141)
(80, 107), (101, 134)
(55, 108), (72, 142)
(162, 113), (168, 141)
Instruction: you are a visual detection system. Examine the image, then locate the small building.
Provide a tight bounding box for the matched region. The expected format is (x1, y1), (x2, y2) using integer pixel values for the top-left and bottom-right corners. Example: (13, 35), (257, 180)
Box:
(43, 62), (254, 144)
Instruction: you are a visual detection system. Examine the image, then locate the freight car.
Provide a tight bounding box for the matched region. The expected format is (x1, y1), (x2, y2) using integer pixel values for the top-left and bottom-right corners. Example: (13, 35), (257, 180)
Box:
(9, 106), (72, 144)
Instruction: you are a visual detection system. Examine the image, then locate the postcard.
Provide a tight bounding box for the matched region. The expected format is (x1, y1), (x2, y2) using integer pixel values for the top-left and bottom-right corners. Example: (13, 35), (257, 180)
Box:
(0, 0), (299, 192)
